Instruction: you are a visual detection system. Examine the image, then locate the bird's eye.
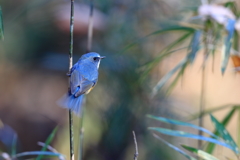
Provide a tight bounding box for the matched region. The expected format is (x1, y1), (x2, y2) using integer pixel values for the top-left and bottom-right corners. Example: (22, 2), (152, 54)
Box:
(93, 57), (98, 61)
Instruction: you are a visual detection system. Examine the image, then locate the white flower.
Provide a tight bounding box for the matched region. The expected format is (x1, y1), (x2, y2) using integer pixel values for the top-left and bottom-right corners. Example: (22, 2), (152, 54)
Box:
(198, 4), (235, 26)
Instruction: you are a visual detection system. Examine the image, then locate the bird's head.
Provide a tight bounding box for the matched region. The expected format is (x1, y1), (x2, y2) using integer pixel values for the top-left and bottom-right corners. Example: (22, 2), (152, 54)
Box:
(79, 52), (105, 69)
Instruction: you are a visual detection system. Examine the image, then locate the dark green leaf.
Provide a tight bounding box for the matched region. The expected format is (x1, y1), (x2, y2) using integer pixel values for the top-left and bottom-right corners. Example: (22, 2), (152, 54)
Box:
(210, 114), (239, 154)
(36, 127), (58, 160)
(206, 108), (237, 154)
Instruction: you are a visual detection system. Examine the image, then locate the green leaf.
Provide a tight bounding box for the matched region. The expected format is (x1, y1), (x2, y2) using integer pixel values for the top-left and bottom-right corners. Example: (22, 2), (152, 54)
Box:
(165, 61), (188, 95)
(152, 58), (188, 96)
(0, 6), (4, 40)
(14, 151), (64, 159)
(206, 108), (237, 154)
(146, 26), (195, 37)
(147, 115), (219, 139)
(188, 30), (202, 63)
(210, 114), (239, 154)
(153, 134), (197, 160)
(11, 134), (17, 156)
(140, 32), (193, 83)
(36, 127), (58, 160)
(182, 145), (219, 160)
(148, 127), (234, 150)
(187, 104), (238, 120)
(120, 26), (194, 54)
(221, 19), (235, 74)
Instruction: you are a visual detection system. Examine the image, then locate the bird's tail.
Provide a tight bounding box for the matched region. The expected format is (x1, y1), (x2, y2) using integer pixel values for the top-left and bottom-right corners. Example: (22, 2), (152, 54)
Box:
(58, 93), (85, 116)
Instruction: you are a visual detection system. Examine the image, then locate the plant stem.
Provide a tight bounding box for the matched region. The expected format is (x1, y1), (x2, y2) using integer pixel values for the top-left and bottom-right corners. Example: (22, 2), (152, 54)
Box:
(132, 131), (139, 160)
(78, 110), (85, 160)
(238, 108), (240, 149)
(87, 1), (94, 53)
(78, 1), (94, 160)
(198, 25), (211, 149)
(198, 64), (206, 149)
(69, 0), (75, 160)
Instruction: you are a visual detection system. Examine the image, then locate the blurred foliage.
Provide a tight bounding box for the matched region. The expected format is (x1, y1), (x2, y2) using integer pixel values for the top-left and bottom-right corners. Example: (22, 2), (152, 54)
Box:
(1, 0), (240, 160)
(149, 114), (240, 160)
(0, 0), (201, 160)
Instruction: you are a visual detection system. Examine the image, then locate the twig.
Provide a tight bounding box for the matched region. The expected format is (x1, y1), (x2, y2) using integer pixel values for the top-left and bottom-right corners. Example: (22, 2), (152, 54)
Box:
(87, 1), (94, 53)
(132, 131), (139, 160)
(198, 24), (210, 150)
(68, 0), (75, 160)
(38, 142), (58, 153)
(237, 108), (240, 150)
(78, 109), (85, 160)
(78, 1), (94, 160)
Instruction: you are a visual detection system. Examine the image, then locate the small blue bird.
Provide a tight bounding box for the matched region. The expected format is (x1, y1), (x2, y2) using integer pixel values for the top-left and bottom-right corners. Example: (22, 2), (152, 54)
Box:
(59, 52), (105, 116)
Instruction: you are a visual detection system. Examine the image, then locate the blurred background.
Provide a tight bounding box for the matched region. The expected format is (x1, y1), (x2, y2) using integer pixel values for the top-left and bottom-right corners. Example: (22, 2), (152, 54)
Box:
(0, 0), (240, 160)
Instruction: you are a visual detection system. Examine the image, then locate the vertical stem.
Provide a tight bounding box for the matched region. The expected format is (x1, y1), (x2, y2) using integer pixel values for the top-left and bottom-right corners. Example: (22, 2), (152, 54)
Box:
(87, 1), (94, 53)
(78, 1), (94, 160)
(132, 131), (139, 160)
(69, 0), (75, 160)
(78, 110), (85, 160)
(237, 108), (240, 149)
(198, 65), (206, 149)
(198, 24), (210, 149)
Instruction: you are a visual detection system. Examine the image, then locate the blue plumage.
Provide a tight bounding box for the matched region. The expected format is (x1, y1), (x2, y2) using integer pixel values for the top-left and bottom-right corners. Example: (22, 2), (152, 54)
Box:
(58, 52), (105, 116)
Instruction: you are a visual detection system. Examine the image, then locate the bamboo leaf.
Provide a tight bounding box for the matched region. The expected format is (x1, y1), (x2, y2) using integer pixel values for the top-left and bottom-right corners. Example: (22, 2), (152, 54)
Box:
(14, 151), (64, 159)
(182, 145), (219, 160)
(221, 19), (235, 74)
(206, 108), (237, 154)
(148, 127), (235, 151)
(152, 58), (188, 96)
(166, 58), (188, 95)
(36, 127), (58, 160)
(147, 115), (219, 139)
(146, 26), (195, 37)
(11, 134), (17, 156)
(153, 134), (197, 160)
(120, 26), (194, 54)
(188, 30), (202, 63)
(187, 104), (238, 120)
(210, 114), (239, 154)
(140, 32), (193, 83)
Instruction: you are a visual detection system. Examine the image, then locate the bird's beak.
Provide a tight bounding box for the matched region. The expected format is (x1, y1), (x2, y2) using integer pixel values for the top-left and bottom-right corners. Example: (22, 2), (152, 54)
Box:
(100, 56), (106, 59)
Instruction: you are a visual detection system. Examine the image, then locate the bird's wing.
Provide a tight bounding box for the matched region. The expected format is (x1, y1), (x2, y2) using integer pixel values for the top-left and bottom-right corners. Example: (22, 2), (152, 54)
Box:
(74, 78), (95, 97)
(70, 68), (81, 95)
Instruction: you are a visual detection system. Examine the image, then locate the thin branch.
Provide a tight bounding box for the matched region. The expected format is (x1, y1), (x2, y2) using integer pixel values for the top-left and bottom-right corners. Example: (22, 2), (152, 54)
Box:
(78, 110), (85, 160)
(78, 1), (94, 160)
(69, 0), (75, 160)
(87, 1), (94, 53)
(132, 131), (139, 160)
(38, 142), (58, 153)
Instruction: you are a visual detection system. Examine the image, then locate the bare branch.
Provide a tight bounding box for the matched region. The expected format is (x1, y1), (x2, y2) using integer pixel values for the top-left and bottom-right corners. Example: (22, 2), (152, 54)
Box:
(132, 131), (139, 160)
(87, 1), (94, 53)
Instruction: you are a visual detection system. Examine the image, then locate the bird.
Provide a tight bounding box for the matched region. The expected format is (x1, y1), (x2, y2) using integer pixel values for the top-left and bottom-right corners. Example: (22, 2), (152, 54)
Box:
(59, 52), (105, 116)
